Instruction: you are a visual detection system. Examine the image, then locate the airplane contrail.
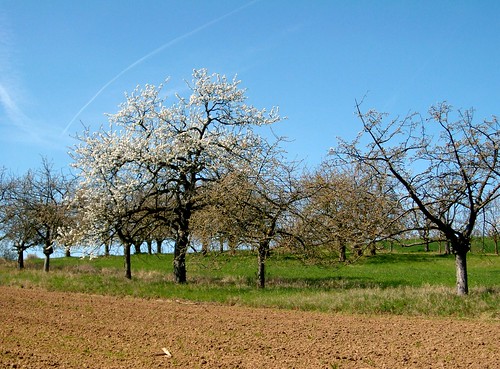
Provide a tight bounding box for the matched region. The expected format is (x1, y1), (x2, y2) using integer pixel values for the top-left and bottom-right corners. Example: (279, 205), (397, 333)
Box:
(62, 0), (259, 136)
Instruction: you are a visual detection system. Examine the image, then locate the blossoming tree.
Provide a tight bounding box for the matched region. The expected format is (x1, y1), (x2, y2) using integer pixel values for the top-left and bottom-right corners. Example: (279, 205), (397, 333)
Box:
(71, 69), (281, 281)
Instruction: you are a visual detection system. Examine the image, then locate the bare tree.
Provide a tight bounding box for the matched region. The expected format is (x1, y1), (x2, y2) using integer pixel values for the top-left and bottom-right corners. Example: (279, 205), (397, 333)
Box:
(29, 160), (74, 271)
(333, 102), (500, 295)
(0, 173), (39, 269)
(211, 143), (305, 288)
(293, 161), (403, 263)
(0, 160), (74, 271)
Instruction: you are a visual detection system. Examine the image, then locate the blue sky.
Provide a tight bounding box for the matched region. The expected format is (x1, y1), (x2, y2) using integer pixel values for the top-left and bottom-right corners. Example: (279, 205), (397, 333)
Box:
(1, 0), (499, 173)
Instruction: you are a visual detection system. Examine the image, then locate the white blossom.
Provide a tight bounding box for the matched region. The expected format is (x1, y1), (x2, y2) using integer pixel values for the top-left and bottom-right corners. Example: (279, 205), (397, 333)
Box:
(70, 69), (283, 279)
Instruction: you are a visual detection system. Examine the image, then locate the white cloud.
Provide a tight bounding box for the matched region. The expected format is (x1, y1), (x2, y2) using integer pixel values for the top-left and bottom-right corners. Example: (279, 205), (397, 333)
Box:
(0, 83), (27, 125)
(0, 13), (29, 131)
(0, 13), (43, 143)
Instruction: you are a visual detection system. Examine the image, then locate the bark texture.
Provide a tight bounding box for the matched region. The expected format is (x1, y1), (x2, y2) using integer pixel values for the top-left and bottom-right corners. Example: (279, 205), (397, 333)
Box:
(455, 252), (468, 296)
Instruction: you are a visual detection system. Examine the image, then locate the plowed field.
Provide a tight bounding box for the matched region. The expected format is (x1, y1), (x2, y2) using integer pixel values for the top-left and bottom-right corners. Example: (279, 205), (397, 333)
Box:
(0, 286), (498, 368)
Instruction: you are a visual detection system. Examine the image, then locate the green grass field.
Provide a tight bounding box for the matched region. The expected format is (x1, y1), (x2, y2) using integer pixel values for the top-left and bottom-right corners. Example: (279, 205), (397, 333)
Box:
(1, 249), (498, 319)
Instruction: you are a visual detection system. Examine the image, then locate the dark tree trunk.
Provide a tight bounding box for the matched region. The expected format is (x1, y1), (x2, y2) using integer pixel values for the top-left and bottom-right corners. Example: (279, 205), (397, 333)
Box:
(133, 242), (142, 254)
(173, 223), (189, 283)
(172, 193), (192, 283)
(228, 235), (237, 255)
(257, 240), (268, 289)
(201, 238), (209, 256)
(43, 244), (53, 272)
(65, 247), (71, 257)
(155, 238), (163, 254)
(339, 243), (346, 262)
(173, 238), (187, 284)
(455, 251), (468, 295)
(17, 248), (24, 270)
(146, 239), (153, 255)
(124, 243), (132, 279)
(104, 239), (111, 256)
(369, 243), (377, 256)
(445, 240), (452, 255)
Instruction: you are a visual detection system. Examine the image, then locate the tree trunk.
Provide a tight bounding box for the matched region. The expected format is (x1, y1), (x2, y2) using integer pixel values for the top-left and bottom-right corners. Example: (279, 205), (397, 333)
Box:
(104, 241), (110, 256)
(445, 240), (451, 255)
(43, 254), (50, 272)
(124, 243), (132, 279)
(423, 227), (430, 252)
(201, 237), (209, 256)
(173, 243), (187, 284)
(173, 200), (192, 283)
(339, 243), (346, 262)
(146, 239), (153, 255)
(43, 244), (53, 272)
(65, 247), (71, 257)
(17, 248), (24, 270)
(133, 242), (142, 254)
(155, 238), (163, 254)
(173, 230), (189, 283)
(228, 235), (237, 255)
(257, 240), (268, 289)
(455, 251), (468, 295)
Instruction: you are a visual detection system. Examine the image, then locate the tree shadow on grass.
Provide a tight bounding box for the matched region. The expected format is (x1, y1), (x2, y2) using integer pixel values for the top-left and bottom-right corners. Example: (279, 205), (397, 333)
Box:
(265, 275), (408, 290)
(185, 273), (406, 290)
(360, 252), (452, 265)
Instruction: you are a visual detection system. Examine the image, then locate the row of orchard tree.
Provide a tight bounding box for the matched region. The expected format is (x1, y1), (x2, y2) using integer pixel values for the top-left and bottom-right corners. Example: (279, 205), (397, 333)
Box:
(1, 70), (499, 295)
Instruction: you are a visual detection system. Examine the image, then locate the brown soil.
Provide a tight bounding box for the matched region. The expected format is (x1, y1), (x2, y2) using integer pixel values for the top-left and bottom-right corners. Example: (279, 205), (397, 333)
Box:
(0, 286), (498, 369)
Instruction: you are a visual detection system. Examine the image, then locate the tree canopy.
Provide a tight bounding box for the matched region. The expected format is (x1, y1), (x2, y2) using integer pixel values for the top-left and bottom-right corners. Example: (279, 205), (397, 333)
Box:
(71, 69), (282, 281)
